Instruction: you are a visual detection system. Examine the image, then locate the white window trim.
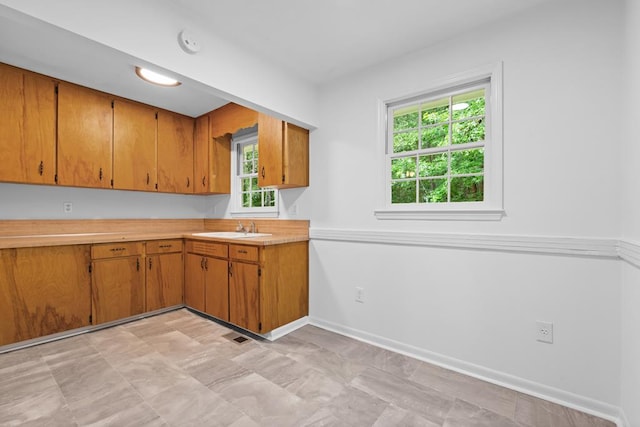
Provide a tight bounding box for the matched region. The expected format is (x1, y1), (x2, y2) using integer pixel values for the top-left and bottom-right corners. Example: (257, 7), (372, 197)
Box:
(230, 132), (279, 218)
(374, 62), (504, 221)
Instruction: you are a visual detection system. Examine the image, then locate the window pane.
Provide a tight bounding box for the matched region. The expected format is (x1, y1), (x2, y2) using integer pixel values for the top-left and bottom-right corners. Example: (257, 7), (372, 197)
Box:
(452, 119), (484, 144)
(391, 157), (416, 179)
(393, 108), (419, 131)
(264, 190), (276, 207)
(241, 178), (251, 191)
(241, 192), (250, 208)
(451, 148), (484, 175)
(242, 161), (253, 174)
(251, 177), (259, 191)
(418, 153), (448, 177)
(452, 89), (485, 121)
(450, 176), (484, 202)
(391, 180), (416, 204)
(419, 178), (448, 203)
(251, 192), (262, 207)
(421, 124), (449, 148)
(393, 130), (418, 153)
(421, 97), (449, 125)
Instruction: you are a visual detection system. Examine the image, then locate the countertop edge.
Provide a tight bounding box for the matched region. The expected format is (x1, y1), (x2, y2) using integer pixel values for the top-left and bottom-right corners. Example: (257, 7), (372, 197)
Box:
(0, 231), (309, 249)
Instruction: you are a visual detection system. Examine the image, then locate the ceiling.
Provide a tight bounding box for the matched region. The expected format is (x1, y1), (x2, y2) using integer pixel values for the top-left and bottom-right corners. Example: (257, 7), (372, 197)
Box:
(0, 0), (556, 117)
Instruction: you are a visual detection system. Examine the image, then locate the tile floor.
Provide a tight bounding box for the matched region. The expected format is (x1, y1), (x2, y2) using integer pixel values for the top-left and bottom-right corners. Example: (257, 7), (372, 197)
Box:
(0, 309), (615, 426)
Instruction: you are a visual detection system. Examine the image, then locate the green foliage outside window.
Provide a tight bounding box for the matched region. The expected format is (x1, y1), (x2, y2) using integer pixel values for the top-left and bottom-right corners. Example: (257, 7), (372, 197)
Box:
(390, 89), (486, 204)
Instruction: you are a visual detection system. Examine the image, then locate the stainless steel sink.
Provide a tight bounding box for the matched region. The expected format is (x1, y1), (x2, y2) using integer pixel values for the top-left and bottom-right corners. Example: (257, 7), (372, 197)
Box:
(191, 232), (272, 239)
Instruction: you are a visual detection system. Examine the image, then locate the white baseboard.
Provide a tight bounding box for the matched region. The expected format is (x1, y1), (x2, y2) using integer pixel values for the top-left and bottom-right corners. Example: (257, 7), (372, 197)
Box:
(309, 316), (622, 426)
(260, 316), (310, 341)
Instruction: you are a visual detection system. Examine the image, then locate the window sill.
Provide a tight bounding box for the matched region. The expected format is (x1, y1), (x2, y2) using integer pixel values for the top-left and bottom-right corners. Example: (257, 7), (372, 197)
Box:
(230, 210), (279, 219)
(374, 207), (505, 221)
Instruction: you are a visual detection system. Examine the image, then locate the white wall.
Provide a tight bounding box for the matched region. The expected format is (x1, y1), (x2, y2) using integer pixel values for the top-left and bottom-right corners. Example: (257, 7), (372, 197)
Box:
(620, 0), (640, 425)
(308, 0), (625, 418)
(0, 183), (213, 219)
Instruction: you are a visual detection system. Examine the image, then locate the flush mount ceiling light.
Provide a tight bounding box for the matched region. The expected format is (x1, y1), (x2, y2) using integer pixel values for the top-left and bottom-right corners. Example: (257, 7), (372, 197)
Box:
(135, 67), (181, 87)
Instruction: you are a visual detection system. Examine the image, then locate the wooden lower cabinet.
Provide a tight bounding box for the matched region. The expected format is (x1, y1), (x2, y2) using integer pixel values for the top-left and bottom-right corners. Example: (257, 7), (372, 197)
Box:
(228, 261), (259, 332)
(91, 242), (145, 325)
(185, 249), (229, 321)
(146, 240), (184, 311)
(0, 245), (91, 346)
(185, 239), (308, 334)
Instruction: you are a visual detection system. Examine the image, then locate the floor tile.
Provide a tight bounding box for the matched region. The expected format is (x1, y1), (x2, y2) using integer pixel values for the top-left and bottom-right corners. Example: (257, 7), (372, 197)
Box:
(0, 309), (617, 427)
(352, 366), (454, 425)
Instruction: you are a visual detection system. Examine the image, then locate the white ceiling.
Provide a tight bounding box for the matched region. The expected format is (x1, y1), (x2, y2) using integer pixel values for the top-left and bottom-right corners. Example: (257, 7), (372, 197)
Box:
(0, 0), (556, 117)
(172, 0), (557, 85)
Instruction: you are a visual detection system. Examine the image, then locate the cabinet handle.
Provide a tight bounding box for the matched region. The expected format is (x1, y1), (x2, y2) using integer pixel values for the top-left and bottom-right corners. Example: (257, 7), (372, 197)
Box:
(202, 176), (206, 187)
(38, 161), (44, 176)
(147, 173), (150, 185)
(148, 257), (153, 270)
(261, 166), (265, 179)
(186, 177), (190, 188)
(136, 258), (140, 271)
(159, 244), (172, 249)
(238, 249), (248, 254)
(109, 247), (126, 252)
(200, 257), (205, 270)
(99, 167), (103, 181)
(204, 258), (208, 271)
(228, 262), (232, 277)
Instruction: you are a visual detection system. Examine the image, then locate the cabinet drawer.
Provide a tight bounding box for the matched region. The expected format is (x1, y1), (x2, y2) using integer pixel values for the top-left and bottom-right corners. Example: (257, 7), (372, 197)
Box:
(186, 240), (228, 258)
(229, 245), (258, 262)
(147, 239), (183, 254)
(91, 242), (144, 259)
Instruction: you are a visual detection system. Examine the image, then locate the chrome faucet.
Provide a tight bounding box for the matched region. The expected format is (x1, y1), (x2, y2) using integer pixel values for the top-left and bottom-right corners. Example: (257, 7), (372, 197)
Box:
(236, 221), (244, 232)
(250, 221), (256, 233)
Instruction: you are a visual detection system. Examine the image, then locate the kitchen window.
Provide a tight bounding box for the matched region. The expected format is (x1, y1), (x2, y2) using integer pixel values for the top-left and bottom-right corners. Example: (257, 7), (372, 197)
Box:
(231, 131), (278, 217)
(375, 63), (504, 220)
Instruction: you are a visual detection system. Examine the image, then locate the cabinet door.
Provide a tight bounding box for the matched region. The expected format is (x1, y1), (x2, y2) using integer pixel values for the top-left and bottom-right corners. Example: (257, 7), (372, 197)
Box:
(57, 82), (113, 188)
(204, 257), (229, 321)
(194, 114), (210, 194)
(146, 253), (183, 312)
(113, 99), (157, 191)
(185, 253), (205, 312)
(157, 111), (194, 193)
(194, 115), (231, 195)
(282, 122), (309, 187)
(257, 113), (283, 188)
(92, 256), (144, 324)
(229, 261), (260, 333)
(0, 245), (91, 346)
(0, 64), (56, 184)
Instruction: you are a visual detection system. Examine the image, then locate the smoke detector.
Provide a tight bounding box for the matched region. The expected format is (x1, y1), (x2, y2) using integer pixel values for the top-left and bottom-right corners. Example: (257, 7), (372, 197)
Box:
(178, 30), (201, 54)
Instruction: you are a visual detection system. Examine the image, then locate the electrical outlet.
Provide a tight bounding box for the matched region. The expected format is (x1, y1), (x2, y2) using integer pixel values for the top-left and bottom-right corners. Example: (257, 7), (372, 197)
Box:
(63, 202), (73, 213)
(355, 287), (365, 303)
(536, 321), (553, 343)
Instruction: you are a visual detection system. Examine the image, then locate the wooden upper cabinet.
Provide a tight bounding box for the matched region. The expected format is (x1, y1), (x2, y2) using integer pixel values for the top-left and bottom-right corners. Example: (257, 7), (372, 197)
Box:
(258, 113), (309, 189)
(113, 99), (157, 191)
(157, 110), (194, 193)
(57, 82), (113, 188)
(209, 102), (258, 138)
(0, 63), (56, 184)
(194, 113), (231, 194)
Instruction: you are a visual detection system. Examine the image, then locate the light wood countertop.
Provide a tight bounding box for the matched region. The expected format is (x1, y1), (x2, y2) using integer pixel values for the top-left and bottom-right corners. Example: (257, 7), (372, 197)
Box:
(0, 219), (309, 249)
